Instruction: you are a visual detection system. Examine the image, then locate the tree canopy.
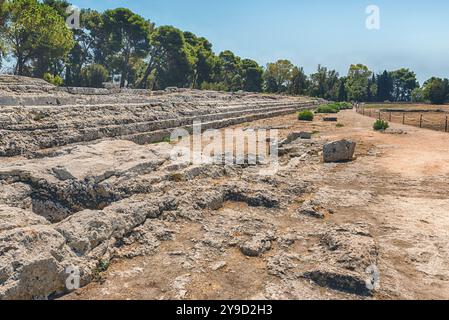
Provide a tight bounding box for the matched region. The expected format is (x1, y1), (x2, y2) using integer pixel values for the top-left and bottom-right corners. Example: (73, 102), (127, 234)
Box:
(422, 77), (449, 105)
(1, 0), (74, 76)
(102, 8), (153, 87)
(345, 64), (372, 102)
(0, 0), (443, 105)
(309, 65), (341, 101)
(390, 68), (419, 102)
(263, 60), (294, 93)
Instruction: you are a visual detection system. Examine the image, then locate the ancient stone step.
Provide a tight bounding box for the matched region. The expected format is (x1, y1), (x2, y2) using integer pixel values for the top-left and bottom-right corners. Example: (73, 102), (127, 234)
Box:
(124, 105), (313, 145)
(0, 101), (317, 156)
(0, 101), (299, 130)
(0, 102), (302, 131)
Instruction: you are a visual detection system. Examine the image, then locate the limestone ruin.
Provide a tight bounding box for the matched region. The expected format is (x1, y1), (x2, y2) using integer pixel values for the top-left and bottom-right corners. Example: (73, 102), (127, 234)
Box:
(2, 75), (448, 301)
(0, 76), (324, 299)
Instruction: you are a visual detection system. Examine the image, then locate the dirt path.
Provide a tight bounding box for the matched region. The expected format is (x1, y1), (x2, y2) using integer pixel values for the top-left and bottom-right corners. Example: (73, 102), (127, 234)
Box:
(63, 109), (449, 300)
(309, 110), (449, 299)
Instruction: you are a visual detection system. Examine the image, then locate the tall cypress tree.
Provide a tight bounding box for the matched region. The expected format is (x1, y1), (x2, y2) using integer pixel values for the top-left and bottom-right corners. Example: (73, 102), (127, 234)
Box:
(367, 74), (374, 102)
(376, 70), (393, 102)
(337, 77), (348, 102)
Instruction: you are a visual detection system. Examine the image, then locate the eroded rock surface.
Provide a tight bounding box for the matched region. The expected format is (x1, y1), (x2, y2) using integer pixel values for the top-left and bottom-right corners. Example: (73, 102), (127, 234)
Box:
(0, 77), (326, 299)
(3, 76), (444, 301)
(0, 129), (329, 299)
(323, 139), (356, 163)
(302, 223), (378, 296)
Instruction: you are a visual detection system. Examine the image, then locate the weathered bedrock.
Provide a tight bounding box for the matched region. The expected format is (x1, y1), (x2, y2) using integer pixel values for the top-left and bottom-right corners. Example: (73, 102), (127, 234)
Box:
(3, 76), (375, 301)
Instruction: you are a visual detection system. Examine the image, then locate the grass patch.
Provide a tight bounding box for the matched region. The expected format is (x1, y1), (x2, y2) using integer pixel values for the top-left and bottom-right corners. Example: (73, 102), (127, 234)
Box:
(298, 110), (314, 121)
(373, 119), (390, 131)
(92, 260), (110, 282)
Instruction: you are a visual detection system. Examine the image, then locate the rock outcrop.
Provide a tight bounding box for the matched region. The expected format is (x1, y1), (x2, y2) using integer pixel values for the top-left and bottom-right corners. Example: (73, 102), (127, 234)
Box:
(323, 139), (356, 163)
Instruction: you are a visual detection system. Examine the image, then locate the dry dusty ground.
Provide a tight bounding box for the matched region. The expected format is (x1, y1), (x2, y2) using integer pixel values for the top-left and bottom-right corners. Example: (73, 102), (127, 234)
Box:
(60, 109), (449, 300)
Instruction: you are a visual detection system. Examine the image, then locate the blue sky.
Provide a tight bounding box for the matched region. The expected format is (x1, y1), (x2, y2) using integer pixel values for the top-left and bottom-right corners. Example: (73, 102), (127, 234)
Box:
(27, 1), (449, 83)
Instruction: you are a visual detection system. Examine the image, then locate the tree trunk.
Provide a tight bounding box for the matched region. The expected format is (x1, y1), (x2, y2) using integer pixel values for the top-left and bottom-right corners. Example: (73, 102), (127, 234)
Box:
(137, 55), (157, 89)
(65, 66), (72, 87)
(192, 69), (198, 89)
(120, 52), (131, 88)
(120, 67), (127, 88)
(16, 52), (24, 76)
(138, 64), (154, 89)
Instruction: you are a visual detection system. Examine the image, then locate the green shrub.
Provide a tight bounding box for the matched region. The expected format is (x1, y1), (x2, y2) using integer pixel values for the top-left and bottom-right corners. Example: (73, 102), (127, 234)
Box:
(53, 76), (64, 86)
(315, 102), (352, 114)
(315, 104), (339, 114)
(373, 120), (389, 131)
(81, 64), (109, 88)
(336, 123), (345, 128)
(337, 102), (353, 110)
(328, 103), (341, 110)
(43, 73), (63, 86)
(43, 73), (52, 83)
(298, 110), (314, 121)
